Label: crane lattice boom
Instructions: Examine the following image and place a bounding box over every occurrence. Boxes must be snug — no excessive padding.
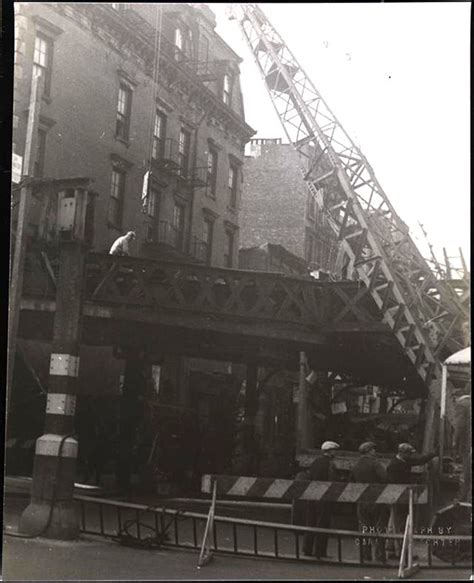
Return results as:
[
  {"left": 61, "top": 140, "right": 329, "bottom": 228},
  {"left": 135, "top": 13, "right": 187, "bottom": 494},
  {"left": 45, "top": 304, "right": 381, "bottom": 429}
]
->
[{"left": 231, "top": 4, "right": 469, "bottom": 430}]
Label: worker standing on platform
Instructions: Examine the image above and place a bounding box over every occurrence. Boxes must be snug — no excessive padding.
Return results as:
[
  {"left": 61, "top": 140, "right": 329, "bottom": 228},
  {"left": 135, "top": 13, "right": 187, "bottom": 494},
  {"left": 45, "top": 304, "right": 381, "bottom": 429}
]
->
[
  {"left": 386, "top": 442, "right": 437, "bottom": 558},
  {"left": 295, "top": 440, "right": 340, "bottom": 558},
  {"left": 109, "top": 231, "right": 136, "bottom": 256},
  {"left": 351, "top": 441, "right": 388, "bottom": 563}
]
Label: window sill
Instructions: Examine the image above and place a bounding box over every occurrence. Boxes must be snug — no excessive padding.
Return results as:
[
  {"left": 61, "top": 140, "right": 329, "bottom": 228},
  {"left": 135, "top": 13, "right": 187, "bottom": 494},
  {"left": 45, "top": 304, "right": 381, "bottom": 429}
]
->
[{"left": 115, "top": 135, "right": 131, "bottom": 148}]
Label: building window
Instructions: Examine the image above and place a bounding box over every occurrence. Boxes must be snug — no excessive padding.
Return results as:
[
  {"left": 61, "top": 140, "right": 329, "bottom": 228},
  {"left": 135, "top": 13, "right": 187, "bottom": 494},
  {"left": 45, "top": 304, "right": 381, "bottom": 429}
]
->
[
  {"left": 147, "top": 187, "right": 160, "bottom": 241},
  {"left": 173, "top": 202, "right": 185, "bottom": 250},
  {"left": 178, "top": 128, "right": 191, "bottom": 176},
  {"left": 207, "top": 149, "right": 218, "bottom": 196},
  {"left": 33, "top": 34, "right": 53, "bottom": 96},
  {"left": 152, "top": 110, "right": 166, "bottom": 159},
  {"left": 224, "top": 230, "right": 235, "bottom": 268},
  {"left": 228, "top": 164, "right": 238, "bottom": 208},
  {"left": 146, "top": 186, "right": 158, "bottom": 218},
  {"left": 203, "top": 217, "right": 214, "bottom": 265},
  {"left": 223, "top": 74, "right": 232, "bottom": 106},
  {"left": 174, "top": 27, "right": 183, "bottom": 61},
  {"left": 116, "top": 83, "right": 132, "bottom": 141},
  {"left": 109, "top": 167, "right": 126, "bottom": 227},
  {"left": 34, "top": 128, "right": 47, "bottom": 178}
]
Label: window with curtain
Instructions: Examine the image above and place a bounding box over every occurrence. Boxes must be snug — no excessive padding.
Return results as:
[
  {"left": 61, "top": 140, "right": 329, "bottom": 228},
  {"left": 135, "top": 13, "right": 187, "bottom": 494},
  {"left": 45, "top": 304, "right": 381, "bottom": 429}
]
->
[
  {"left": 109, "top": 167, "right": 126, "bottom": 227},
  {"left": 33, "top": 34, "right": 53, "bottom": 96},
  {"left": 116, "top": 83, "right": 133, "bottom": 141}
]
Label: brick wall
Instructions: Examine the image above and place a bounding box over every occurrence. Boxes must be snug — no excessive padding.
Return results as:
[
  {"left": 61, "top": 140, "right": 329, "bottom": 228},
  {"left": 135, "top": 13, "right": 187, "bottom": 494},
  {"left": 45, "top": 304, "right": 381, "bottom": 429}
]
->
[
  {"left": 240, "top": 142, "right": 338, "bottom": 271},
  {"left": 240, "top": 144, "right": 307, "bottom": 259}
]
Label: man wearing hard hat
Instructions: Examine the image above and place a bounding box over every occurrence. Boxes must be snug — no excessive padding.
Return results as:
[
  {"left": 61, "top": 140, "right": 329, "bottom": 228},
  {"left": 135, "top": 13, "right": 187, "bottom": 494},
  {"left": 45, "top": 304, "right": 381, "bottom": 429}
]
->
[
  {"left": 350, "top": 441, "right": 388, "bottom": 563},
  {"left": 295, "top": 440, "right": 340, "bottom": 558},
  {"left": 109, "top": 231, "right": 136, "bottom": 256},
  {"left": 386, "top": 442, "right": 437, "bottom": 558}
]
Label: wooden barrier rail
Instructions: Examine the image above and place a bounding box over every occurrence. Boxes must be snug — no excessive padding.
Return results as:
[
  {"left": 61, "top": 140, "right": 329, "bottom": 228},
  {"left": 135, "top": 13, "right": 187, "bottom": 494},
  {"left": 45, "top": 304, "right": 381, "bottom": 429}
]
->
[{"left": 201, "top": 475, "right": 429, "bottom": 505}]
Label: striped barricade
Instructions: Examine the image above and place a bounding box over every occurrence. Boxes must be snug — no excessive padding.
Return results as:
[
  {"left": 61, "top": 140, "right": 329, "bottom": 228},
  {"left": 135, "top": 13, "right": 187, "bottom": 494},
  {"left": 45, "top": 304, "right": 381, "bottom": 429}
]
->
[{"left": 201, "top": 474, "right": 429, "bottom": 505}]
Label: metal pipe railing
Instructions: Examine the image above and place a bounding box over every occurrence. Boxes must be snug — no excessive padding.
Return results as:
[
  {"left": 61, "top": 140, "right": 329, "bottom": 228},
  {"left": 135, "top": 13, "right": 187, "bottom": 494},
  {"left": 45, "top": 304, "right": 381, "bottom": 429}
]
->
[{"left": 75, "top": 495, "right": 471, "bottom": 569}]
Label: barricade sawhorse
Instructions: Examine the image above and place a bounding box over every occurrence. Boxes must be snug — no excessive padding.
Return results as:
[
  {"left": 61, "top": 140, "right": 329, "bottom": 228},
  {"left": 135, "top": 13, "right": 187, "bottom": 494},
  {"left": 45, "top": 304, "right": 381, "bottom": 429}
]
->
[
  {"left": 197, "top": 480, "right": 217, "bottom": 567},
  {"left": 397, "top": 487, "right": 418, "bottom": 578},
  {"left": 199, "top": 474, "right": 429, "bottom": 577}
]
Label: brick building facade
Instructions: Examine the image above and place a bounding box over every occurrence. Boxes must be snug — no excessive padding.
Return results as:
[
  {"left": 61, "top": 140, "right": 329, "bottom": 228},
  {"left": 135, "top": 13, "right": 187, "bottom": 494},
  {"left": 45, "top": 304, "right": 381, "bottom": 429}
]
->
[
  {"left": 240, "top": 138, "right": 338, "bottom": 273},
  {"left": 13, "top": 2, "right": 254, "bottom": 267}
]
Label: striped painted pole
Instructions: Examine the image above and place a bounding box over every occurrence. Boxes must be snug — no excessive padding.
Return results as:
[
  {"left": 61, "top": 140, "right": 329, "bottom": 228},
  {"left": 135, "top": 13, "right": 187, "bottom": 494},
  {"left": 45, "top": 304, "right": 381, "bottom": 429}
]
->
[{"left": 19, "top": 240, "right": 85, "bottom": 539}]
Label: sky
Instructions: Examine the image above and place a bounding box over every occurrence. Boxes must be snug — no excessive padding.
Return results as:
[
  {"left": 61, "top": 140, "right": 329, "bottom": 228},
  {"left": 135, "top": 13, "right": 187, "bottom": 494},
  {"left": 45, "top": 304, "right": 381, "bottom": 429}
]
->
[{"left": 209, "top": 2, "right": 471, "bottom": 271}]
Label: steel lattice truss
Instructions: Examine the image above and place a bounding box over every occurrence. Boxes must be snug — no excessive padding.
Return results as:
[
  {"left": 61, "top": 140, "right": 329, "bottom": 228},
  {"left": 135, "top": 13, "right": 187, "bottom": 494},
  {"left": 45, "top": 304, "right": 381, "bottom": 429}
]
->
[{"left": 231, "top": 4, "right": 469, "bottom": 423}]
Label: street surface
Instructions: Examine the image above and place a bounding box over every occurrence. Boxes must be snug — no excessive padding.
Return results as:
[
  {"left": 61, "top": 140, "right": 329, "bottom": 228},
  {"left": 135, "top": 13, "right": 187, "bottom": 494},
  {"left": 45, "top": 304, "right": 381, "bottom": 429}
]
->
[
  {"left": 2, "top": 495, "right": 471, "bottom": 581},
  {"left": 2, "top": 535, "right": 471, "bottom": 581}
]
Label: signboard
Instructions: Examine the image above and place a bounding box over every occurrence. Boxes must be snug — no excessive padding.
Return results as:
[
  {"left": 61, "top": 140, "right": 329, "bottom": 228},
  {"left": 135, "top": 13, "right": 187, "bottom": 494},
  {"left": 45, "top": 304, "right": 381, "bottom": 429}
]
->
[{"left": 12, "top": 153, "right": 23, "bottom": 184}]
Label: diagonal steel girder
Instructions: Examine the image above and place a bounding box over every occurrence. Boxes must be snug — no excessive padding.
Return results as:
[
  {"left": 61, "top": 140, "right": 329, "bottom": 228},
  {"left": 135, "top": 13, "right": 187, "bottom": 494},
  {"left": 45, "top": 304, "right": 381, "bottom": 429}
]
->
[{"left": 234, "top": 3, "right": 468, "bottom": 425}]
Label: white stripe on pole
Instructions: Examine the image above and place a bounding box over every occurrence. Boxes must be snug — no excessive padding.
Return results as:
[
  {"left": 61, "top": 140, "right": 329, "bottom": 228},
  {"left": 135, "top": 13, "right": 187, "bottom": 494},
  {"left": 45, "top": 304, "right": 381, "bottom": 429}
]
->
[
  {"left": 49, "top": 354, "right": 80, "bottom": 377},
  {"left": 439, "top": 363, "right": 448, "bottom": 470},
  {"left": 35, "top": 434, "right": 78, "bottom": 458},
  {"left": 46, "top": 393, "right": 77, "bottom": 416}
]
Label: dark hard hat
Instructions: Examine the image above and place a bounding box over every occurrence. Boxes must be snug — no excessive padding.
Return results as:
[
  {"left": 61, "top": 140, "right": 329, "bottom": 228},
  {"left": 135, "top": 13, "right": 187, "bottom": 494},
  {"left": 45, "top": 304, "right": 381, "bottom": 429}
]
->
[{"left": 358, "top": 441, "right": 376, "bottom": 454}]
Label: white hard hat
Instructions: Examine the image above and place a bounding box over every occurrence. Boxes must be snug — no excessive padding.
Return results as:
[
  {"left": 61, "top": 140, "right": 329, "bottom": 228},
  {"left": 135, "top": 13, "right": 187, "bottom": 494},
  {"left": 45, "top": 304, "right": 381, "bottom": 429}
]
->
[
  {"left": 321, "top": 440, "right": 340, "bottom": 452},
  {"left": 398, "top": 443, "right": 416, "bottom": 454}
]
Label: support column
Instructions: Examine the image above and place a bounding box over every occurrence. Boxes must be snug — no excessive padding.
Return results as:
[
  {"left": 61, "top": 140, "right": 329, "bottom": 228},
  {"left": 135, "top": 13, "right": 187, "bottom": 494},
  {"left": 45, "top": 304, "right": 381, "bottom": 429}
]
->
[
  {"left": 117, "top": 349, "right": 146, "bottom": 495},
  {"left": 244, "top": 362, "right": 259, "bottom": 474},
  {"left": 422, "top": 392, "right": 438, "bottom": 453},
  {"left": 296, "top": 351, "right": 312, "bottom": 450},
  {"left": 7, "top": 71, "right": 42, "bottom": 415},
  {"left": 19, "top": 241, "right": 85, "bottom": 539}
]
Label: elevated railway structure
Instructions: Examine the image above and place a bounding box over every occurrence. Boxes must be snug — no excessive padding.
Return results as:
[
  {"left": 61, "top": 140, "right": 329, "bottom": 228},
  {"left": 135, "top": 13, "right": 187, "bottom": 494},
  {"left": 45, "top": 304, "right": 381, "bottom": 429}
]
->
[{"left": 20, "top": 245, "right": 423, "bottom": 388}]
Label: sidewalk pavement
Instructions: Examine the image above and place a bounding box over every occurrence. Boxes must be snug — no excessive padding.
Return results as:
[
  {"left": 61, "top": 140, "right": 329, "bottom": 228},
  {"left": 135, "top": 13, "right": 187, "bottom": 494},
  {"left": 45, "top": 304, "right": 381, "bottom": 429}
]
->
[
  {"left": 3, "top": 533, "right": 472, "bottom": 581},
  {"left": 3, "top": 494, "right": 471, "bottom": 581}
]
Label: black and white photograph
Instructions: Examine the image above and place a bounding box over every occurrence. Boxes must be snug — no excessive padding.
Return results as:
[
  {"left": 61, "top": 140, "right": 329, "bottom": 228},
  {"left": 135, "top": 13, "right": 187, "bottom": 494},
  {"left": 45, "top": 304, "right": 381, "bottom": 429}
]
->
[{"left": 2, "top": 2, "right": 471, "bottom": 580}]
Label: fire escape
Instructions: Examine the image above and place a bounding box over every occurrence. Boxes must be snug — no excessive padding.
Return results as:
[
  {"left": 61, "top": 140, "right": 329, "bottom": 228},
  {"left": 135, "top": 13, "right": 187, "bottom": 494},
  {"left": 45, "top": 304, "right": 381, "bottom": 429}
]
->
[{"left": 105, "top": 4, "right": 253, "bottom": 263}]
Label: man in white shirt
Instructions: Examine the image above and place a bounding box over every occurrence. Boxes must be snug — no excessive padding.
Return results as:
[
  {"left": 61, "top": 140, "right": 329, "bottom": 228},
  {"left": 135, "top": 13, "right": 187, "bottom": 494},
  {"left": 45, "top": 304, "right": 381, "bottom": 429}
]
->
[{"left": 109, "top": 231, "right": 136, "bottom": 256}]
